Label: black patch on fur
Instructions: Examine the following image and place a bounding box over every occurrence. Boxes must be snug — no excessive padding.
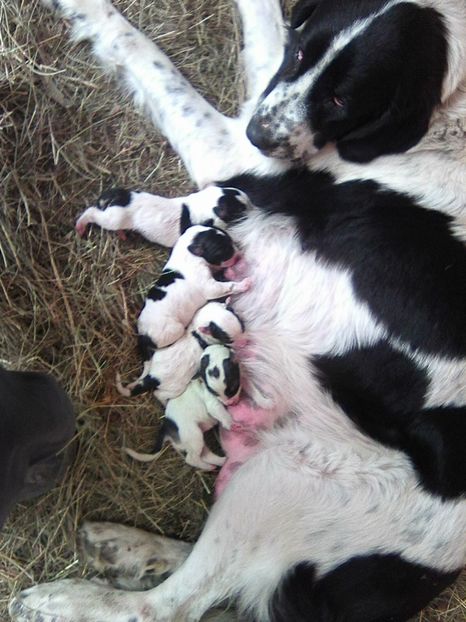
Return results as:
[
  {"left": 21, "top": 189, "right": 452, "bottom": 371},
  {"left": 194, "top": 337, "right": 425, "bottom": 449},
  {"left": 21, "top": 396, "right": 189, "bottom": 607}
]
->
[
  {"left": 208, "top": 366, "right": 220, "bottom": 379},
  {"left": 146, "top": 286, "right": 166, "bottom": 302},
  {"left": 270, "top": 554, "right": 460, "bottom": 622},
  {"left": 137, "top": 335, "right": 157, "bottom": 362},
  {"left": 199, "top": 353, "right": 210, "bottom": 385},
  {"left": 220, "top": 170, "right": 466, "bottom": 359},
  {"left": 156, "top": 269, "right": 185, "bottom": 288},
  {"left": 201, "top": 218, "right": 214, "bottom": 227},
  {"left": 97, "top": 187, "right": 132, "bottom": 209},
  {"left": 153, "top": 418, "right": 179, "bottom": 453},
  {"left": 130, "top": 375, "right": 160, "bottom": 397},
  {"left": 314, "top": 342, "right": 466, "bottom": 497},
  {"left": 213, "top": 188, "right": 248, "bottom": 223},
  {"left": 222, "top": 356, "right": 240, "bottom": 399},
  {"left": 208, "top": 321, "right": 233, "bottom": 345},
  {"left": 188, "top": 228, "right": 235, "bottom": 265},
  {"left": 192, "top": 331, "right": 209, "bottom": 350},
  {"left": 180, "top": 203, "right": 192, "bottom": 234}
]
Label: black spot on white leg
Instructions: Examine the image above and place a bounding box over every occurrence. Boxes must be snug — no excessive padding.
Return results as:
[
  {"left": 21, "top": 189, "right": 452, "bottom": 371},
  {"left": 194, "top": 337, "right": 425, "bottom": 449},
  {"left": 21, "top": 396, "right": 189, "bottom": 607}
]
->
[
  {"left": 180, "top": 204, "right": 192, "bottom": 234},
  {"left": 98, "top": 187, "right": 132, "bottom": 209}
]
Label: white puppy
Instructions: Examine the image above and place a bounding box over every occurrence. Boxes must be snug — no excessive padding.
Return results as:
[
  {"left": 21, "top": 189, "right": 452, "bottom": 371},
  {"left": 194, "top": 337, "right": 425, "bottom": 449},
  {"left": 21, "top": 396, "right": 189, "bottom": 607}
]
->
[
  {"left": 125, "top": 345, "right": 241, "bottom": 470},
  {"left": 75, "top": 185, "right": 251, "bottom": 245},
  {"left": 136, "top": 225, "right": 250, "bottom": 357},
  {"left": 117, "top": 303, "right": 244, "bottom": 404}
]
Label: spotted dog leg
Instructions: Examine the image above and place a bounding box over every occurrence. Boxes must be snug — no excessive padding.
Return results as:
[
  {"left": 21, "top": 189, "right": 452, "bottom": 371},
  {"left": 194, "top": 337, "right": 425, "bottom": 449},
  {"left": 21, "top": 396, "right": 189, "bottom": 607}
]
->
[
  {"left": 75, "top": 185, "right": 252, "bottom": 245},
  {"left": 78, "top": 521, "right": 192, "bottom": 591},
  {"left": 41, "top": 0, "right": 288, "bottom": 187}
]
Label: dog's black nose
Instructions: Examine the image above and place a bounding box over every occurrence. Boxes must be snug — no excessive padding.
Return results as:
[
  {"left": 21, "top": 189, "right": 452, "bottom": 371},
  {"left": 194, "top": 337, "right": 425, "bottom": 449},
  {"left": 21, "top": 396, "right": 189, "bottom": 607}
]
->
[{"left": 246, "top": 117, "right": 280, "bottom": 152}]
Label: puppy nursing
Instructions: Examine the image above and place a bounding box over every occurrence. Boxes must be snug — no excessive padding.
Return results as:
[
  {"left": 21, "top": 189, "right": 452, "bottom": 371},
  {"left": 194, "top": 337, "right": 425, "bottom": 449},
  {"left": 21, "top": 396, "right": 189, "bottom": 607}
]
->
[
  {"left": 136, "top": 224, "right": 250, "bottom": 354},
  {"left": 125, "top": 344, "right": 241, "bottom": 470},
  {"left": 116, "top": 302, "right": 244, "bottom": 404}
]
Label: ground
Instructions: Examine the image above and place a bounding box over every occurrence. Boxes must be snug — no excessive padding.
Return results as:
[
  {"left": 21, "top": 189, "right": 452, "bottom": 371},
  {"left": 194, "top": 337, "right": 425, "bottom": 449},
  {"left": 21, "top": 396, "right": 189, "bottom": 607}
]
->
[{"left": 0, "top": 0, "right": 464, "bottom": 620}]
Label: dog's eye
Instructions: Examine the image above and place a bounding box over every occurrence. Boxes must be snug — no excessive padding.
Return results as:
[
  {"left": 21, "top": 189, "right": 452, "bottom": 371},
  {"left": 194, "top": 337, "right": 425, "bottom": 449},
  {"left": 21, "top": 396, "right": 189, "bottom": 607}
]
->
[
  {"left": 332, "top": 95, "right": 346, "bottom": 108},
  {"left": 297, "top": 49, "right": 304, "bottom": 62}
]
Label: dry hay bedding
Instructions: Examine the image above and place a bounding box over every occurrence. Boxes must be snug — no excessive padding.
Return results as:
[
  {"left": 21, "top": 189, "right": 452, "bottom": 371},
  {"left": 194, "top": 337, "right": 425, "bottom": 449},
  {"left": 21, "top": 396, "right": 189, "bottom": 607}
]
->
[{"left": 0, "top": 0, "right": 464, "bottom": 620}]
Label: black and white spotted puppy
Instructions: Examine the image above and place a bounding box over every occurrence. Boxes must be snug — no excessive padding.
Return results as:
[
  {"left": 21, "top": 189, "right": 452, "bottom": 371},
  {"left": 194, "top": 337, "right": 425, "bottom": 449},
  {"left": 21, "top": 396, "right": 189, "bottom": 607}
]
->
[
  {"left": 117, "top": 302, "right": 244, "bottom": 404},
  {"left": 199, "top": 344, "right": 241, "bottom": 406},
  {"left": 125, "top": 344, "right": 241, "bottom": 470},
  {"left": 75, "top": 185, "right": 251, "bottom": 245},
  {"left": 136, "top": 224, "right": 251, "bottom": 358}
]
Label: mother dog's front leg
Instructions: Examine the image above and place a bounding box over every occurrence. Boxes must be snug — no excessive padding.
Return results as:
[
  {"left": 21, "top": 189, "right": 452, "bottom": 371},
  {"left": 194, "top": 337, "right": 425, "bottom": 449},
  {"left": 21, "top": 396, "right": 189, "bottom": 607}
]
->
[
  {"left": 41, "top": 0, "right": 287, "bottom": 187},
  {"left": 9, "top": 450, "right": 292, "bottom": 622}
]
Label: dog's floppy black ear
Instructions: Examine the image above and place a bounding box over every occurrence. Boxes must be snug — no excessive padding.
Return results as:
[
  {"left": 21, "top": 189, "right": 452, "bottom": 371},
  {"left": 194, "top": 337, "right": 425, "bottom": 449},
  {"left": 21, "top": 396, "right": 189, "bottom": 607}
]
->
[
  {"left": 336, "top": 106, "right": 432, "bottom": 164},
  {"left": 290, "top": 0, "right": 320, "bottom": 29},
  {"left": 336, "top": 4, "right": 447, "bottom": 163}
]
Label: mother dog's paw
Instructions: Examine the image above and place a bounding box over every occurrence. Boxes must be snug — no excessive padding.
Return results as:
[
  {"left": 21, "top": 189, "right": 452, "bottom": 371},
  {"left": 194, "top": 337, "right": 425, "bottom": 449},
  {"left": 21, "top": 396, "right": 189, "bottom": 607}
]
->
[
  {"left": 9, "top": 579, "right": 146, "bottom": 622},
  {"left": 79, "top": 521, "right": 192, "bottom": 590}
]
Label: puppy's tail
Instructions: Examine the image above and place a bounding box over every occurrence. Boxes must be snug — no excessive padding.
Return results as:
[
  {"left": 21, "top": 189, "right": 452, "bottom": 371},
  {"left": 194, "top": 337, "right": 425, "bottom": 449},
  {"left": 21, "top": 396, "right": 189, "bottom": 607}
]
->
[
  {"left": 123, "top": 419, "right": 179, "bottom": 462},
  {"left": 116, "top": 372, "right": 160, "bottom": 397}
]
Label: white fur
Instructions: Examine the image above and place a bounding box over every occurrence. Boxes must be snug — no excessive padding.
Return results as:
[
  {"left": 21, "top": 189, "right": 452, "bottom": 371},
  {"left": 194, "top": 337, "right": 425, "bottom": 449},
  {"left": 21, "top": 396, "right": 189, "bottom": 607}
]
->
[
  {"left": 11, "top": 1, "right": 466, "bottom": 621},
  {"left": 136, "top": 225, "right": 249, "bottom": 350},
  {"left": 117, "top": 302, "right": 244, "bottom": 404}
]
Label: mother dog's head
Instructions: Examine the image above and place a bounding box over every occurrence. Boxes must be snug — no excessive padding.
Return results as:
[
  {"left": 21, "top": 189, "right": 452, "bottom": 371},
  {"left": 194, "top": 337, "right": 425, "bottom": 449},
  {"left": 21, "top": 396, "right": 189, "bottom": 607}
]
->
[{"left": 247, "top": 0, "right": 465, "bottom": 163}]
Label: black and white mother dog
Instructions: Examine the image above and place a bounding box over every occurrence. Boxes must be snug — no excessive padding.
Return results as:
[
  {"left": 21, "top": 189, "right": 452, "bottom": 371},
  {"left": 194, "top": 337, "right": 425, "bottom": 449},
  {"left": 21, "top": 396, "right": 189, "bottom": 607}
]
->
[{"left": 10, "top": 0, "right": 466, "bottom": 621}]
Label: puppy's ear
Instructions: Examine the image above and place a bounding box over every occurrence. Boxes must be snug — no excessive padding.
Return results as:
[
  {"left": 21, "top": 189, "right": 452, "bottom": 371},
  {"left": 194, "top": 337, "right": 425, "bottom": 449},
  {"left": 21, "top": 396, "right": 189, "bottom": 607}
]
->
[
  {"left": 199, "top": 354, "right": 210, "bottom": 382},
  {"left": 198, "top": 325, "right": 212, "bottom": 335},
  {"left": 337, "top": 4, "right": 447, "bottom": 163},
  {"left": 290, "top": 0, "right": 320, "bottom": 29},
  {"left": 187, "top": 242, "right": 204, "bottom": 257}
]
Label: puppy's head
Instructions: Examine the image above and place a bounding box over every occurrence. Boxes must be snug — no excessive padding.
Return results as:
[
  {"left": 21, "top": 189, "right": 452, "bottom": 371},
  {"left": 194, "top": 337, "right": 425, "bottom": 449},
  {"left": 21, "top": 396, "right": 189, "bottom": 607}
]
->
[
  {"left": 200, "top": 345, "right": 241, "bottom": 405},
  {"left": 187, "top": 226, "right": 237, "bottom": 267},
  {"left": 247, "top": 0, "right": 448, "bottom": 163},
  {"left": 193, "top": 302, "right": 244, "bottom": 344}
]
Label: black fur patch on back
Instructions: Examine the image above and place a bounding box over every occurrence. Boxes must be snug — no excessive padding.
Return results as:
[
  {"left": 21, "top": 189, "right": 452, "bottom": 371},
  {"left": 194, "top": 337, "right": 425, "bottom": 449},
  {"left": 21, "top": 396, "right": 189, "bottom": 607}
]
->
[
  {"left": 146, "top": 286, "right": 166, "bottom": 302},
  {"left": 270, "top": 554, "right": 460, "bottom": 622},
  {"left": 180, "top": 203, "right": 192, "bottom": 234},
  {"left": 314, "top": 342, "right": 466, "bottom": 497},
  {"left": 137, "top": 335, "right": 157, "bottom": 361},
  {"left": 221, "top": 170, "right": 466, "bottom": 359},
  {"left": 97, "top": 187, "right": 132, "bottom": 208},
  {"left": 156, "top": 269, "right": 185, "bottom": 288}
]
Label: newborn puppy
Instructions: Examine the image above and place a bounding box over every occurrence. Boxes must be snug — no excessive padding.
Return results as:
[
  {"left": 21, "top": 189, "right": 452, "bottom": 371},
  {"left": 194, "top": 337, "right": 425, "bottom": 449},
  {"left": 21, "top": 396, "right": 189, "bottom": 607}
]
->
[
  {"left": 137, "top": 225, "right": 250, "bottom": 358},
  {"left": 125, "top": 345, "right": 241, "bottom": 470},
  {"left": 75, "top": 186, "right": 251, "bottom": 245},
  {"left": 199, "top": 344, "right": 241, "bottom": 406},
  {"left": 117, "top": 303, "right": 244, "bottom": 404}
]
